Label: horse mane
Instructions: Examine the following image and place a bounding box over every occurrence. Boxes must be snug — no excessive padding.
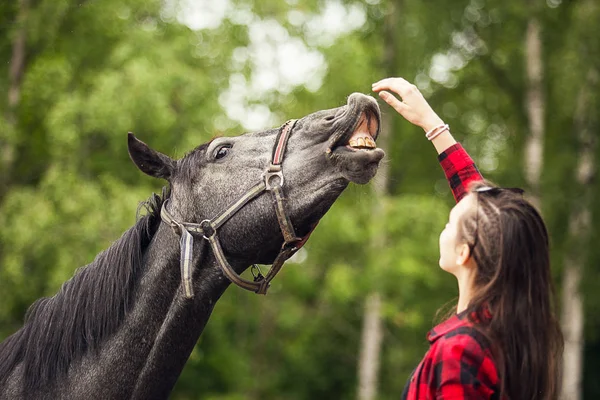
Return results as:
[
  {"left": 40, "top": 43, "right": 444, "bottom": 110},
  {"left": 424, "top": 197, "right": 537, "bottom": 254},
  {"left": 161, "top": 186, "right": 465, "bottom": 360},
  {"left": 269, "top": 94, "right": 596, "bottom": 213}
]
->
[{"left": 0, "top": 188, "right": 169, "bottom": 390}]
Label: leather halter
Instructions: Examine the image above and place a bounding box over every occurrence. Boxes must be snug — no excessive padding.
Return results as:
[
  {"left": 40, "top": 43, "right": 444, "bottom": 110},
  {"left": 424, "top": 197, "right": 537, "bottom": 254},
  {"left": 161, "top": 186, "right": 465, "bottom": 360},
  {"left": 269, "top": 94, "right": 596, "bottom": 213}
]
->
[{"left": 160, "top": 120, "right": 305, "bottom": 297}]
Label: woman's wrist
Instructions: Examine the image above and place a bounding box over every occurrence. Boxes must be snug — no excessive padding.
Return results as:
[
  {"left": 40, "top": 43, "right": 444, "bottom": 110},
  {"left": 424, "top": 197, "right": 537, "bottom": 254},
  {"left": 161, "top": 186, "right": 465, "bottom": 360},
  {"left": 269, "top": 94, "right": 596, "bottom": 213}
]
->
[
  {"left": 420, "top": 116, "right": 445, "bottom": 132},
  {"left": 431, "top": 131, "right": 457, "bottom": 155},
  {"left": 419, "top": 116, "right": 457, "bottom": 154}
]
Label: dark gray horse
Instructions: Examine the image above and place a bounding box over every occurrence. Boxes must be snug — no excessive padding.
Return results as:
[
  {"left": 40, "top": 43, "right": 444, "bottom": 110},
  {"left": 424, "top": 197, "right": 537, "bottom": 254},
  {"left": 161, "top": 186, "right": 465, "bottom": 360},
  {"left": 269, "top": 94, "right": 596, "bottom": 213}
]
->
[{"left": 0, "top": 93, "right": 384, "bottom": 399}]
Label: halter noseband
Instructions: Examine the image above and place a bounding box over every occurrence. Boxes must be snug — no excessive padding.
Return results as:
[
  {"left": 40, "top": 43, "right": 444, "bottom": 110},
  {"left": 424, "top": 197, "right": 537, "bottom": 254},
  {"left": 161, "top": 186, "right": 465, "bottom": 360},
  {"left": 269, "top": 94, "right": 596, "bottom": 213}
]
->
[{"left": 160, "top": 119, "right": 305, "bottom": 297}]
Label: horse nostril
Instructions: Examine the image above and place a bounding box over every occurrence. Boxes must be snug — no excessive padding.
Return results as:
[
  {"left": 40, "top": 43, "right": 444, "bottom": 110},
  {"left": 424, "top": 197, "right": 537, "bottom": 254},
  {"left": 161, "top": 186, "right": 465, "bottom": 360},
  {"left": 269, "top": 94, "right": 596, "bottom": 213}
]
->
[{"left": 325, "top": 115, "right": 335, "bottom": 121}]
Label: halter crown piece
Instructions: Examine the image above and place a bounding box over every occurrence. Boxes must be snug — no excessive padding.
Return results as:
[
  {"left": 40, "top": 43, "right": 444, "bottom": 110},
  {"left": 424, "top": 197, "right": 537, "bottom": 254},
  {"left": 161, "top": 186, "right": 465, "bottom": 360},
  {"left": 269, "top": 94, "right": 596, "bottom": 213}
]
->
[{"left": 160, "top": 120, "right": 304, "bottom": 298}]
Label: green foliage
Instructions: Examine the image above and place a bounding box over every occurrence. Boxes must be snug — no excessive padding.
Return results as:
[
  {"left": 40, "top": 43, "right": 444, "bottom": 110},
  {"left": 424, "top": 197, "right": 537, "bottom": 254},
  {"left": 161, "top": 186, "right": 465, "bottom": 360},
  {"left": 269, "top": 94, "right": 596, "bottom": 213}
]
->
[{"left": 1, "top": 0, "right": 599, "bottom": 398}]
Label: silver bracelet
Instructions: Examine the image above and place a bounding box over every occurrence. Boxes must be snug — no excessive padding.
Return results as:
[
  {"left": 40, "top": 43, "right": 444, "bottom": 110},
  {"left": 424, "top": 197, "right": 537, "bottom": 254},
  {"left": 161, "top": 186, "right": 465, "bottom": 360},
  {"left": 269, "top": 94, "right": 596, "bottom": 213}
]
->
[{"left": 426, "top": 124, "right": 449, "bottom": 141}]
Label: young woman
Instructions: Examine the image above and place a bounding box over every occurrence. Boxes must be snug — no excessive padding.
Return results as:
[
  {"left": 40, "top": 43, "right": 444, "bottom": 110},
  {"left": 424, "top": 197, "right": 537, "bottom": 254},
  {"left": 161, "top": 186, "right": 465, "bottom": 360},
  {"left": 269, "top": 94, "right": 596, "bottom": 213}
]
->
[{"left": 371, "top": 77, "right": 563, "bottom": 399}]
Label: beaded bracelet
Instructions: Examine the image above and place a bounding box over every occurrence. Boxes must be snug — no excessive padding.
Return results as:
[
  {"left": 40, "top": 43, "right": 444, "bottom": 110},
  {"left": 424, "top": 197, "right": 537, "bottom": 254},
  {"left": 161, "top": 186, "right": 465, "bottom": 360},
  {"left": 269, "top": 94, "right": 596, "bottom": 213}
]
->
[{"left": 425, "top": 124, "right": 449, "bottom": 141}]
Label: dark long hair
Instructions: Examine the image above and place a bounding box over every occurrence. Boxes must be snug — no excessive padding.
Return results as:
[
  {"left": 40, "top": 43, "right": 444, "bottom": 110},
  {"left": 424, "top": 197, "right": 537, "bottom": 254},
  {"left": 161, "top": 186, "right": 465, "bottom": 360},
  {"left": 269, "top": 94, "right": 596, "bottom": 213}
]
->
[
  {"left": 458, "top": 181, "right": 563, "bottom": 400},
  {"left": 0, "top": 189, "right": 167, "bottom": 391}
]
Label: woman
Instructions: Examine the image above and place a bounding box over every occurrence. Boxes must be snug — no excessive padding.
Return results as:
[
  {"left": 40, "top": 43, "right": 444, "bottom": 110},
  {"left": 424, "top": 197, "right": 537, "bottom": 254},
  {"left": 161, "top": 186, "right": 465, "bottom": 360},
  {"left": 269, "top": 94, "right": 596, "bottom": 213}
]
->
[{"left": 371, "top": 77, "right": 563, "bottom": 399}]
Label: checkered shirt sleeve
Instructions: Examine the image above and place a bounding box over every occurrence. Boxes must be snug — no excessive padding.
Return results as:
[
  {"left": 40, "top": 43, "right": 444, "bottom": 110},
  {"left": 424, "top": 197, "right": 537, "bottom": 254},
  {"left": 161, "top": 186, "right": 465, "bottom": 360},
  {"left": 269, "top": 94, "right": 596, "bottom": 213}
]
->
[{"left": 438, "top": 143, "right": 484, "bottom": 202}]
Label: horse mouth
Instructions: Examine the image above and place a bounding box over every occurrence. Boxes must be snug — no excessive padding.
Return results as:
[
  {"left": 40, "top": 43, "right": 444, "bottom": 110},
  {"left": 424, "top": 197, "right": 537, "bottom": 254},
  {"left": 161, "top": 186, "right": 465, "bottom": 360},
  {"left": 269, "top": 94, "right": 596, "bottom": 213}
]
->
[
  {"left": 327, "top": 93, "right": 385, "bottom": 184},
  {"left": 341, "top": 113, "right": 379, "bottom": 150},
  {"left": 329, "top": 93, "right": 381, "bottom": 152}
]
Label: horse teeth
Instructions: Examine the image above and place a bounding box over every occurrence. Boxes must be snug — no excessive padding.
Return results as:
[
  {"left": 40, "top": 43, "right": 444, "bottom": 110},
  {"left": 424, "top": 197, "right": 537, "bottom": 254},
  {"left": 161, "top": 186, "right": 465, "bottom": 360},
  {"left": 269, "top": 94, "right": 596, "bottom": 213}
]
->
[{"left": 348, "top": 137, "right": 376, "bottom": 149}]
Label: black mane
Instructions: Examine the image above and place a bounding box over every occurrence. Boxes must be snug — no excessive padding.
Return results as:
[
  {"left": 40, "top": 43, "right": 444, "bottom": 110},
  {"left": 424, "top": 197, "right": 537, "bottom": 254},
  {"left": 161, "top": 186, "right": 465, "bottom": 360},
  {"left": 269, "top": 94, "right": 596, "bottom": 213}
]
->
[{"left": 0, "top": 189, "right": 168, "bottom": 390}]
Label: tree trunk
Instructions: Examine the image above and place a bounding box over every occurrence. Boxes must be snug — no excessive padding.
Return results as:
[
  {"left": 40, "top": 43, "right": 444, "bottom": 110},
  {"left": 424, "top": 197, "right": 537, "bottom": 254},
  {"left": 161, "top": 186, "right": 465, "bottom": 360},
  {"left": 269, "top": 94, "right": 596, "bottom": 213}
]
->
[
  {"left": 8, "top": 0, "right": 28, "bottom": 111},
  {"left": 358, "top": 292, "right": 383, "bottom": 400},
  {"left": 559, "top": 68, "right": 598, "bottom": 400},
  {"left": 357, "top": 2, "right": 398, "bottom": 399},
  {"left": 2, "top": 0, "right": 29, "bottom": 202},
  {"left": 523, "top": 12, "right": 544, "bottom": 209},
  {"left": 357, "top": 105, "right": 389, "bottom": 400}
]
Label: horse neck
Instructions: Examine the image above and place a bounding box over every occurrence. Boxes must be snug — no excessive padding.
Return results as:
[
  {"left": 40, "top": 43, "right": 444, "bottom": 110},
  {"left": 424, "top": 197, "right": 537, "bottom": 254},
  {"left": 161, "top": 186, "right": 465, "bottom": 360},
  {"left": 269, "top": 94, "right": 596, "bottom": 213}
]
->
[
  {"left": 69, "top": 223, "right": 234, "bottom": 399},
  {"left": 129, "top": 224, "right": 234, "bottom": 399}
]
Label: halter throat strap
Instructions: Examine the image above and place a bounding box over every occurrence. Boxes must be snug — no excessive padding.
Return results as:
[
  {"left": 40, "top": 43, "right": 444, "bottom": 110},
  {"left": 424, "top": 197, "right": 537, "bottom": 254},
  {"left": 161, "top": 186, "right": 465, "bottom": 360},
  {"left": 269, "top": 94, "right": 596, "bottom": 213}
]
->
[{"left": 160, "top": 119, "right": 302, "bottom": 297}]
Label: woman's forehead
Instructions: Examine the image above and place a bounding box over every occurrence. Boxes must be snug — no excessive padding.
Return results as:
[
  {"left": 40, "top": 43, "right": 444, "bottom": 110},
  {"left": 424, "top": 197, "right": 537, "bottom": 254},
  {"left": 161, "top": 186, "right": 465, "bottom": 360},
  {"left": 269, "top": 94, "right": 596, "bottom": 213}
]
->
[{"left": 450, "top": 193, "right": 477, "bottom": 220}]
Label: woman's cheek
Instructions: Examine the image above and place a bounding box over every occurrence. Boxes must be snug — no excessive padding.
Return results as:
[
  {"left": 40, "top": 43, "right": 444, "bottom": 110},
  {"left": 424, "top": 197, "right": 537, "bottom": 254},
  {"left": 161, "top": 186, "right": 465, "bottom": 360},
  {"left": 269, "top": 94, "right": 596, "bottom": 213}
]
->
[{"left": 439, "top": 228, "right": 450, "bottom": 247}]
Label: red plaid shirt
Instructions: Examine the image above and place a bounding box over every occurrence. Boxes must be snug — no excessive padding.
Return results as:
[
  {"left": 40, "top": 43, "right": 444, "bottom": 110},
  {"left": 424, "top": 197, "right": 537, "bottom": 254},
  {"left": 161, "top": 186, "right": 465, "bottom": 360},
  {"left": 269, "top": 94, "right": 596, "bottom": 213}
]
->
[
  {"left": 402, "top": 144, "right": 500, "bottom": 399},
  {"left": 438, "top": 143, "right": 482, "bottom": 203}
]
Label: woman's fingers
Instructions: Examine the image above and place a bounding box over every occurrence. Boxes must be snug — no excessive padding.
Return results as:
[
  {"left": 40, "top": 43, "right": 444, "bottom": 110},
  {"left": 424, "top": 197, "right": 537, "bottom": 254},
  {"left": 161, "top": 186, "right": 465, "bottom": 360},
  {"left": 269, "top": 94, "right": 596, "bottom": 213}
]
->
[
  {"left": 377, "top": 91, "right": 409, "bottom": 116},
  {"left": 373, "top": 77, "right": 443, "bottom": 130},
  {"left": 372, "top": 77, "right": 415, "bottom": 98}
]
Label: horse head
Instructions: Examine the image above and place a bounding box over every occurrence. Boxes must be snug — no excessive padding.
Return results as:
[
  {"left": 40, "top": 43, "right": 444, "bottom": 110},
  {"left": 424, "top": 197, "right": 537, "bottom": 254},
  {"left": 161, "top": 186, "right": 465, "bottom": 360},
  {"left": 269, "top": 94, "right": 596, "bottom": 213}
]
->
[{"left": 127, "top": 93, "right": 384, "bottom": 292}]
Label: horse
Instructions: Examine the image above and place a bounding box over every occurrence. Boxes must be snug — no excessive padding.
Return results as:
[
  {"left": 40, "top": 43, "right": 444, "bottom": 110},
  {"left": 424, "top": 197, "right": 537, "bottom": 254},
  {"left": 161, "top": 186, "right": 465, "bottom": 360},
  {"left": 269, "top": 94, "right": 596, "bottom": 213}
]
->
[{"left": 0, "top": 93, "right": 384, "bottom": 399}]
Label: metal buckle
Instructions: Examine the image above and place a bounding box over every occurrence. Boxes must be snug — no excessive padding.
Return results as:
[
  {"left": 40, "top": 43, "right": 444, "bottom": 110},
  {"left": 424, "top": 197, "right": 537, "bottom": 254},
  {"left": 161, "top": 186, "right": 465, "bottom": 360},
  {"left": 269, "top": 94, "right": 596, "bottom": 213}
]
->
[{"left": 263, "top": 169, "right": 284, "bottom": 190}]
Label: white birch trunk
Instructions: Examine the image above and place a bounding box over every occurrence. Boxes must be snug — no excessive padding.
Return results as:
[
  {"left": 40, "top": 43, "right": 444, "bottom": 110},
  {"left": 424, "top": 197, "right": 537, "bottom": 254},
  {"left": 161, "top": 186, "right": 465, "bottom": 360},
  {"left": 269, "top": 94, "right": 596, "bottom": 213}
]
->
[
  {"left": 357, "top": 93, "right": 390, "bottom": 400},
  {"left": 524, "top": 16, "right": 544, "bottom": 210},
  {"left": 559, "top": 68, "right": 598, "bottom": 400},
  {"left": 358, "top": 292, "right": 383, "bottom": 400},
  {"left": 356, "top": 2, "right": 397, "bottom": 397}
]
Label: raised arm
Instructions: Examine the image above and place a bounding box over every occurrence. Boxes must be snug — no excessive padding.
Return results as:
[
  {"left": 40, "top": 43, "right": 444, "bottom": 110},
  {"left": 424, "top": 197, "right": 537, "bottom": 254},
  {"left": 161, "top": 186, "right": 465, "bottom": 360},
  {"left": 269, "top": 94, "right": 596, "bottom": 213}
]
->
[{"left": 372, "top": 77, "right": 483, "bottom": 202}]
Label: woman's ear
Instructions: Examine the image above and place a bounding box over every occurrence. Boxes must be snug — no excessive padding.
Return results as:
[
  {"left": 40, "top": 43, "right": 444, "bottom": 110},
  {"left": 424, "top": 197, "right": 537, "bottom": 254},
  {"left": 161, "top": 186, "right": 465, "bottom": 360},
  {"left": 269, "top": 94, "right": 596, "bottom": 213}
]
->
[
  {"left": 128, "top": 133, "right": 175, "bottom": 180},
  {"left": 456, "top": 243, "right": 473, "bottom": 267}
]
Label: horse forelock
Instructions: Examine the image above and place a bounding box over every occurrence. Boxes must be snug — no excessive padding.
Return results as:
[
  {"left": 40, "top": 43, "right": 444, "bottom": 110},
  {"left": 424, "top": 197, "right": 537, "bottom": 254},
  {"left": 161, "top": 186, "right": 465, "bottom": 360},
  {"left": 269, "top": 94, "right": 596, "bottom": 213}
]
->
[{"left": 0, "top": 187, "right": 170, "bottom": 391}]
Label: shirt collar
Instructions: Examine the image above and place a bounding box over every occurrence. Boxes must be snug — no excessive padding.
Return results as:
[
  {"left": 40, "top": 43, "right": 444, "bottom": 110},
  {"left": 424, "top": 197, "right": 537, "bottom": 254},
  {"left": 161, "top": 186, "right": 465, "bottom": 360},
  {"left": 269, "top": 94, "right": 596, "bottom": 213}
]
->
[{"left": 426, "top": 309, "right": 470, "bottom": 343}]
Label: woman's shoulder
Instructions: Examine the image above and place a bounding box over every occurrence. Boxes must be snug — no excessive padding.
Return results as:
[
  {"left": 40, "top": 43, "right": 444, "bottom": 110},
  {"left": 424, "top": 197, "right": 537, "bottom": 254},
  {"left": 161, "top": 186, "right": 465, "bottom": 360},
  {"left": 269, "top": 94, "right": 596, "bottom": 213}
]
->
[
  {"left": 432, "top": 326, "right": 495, "bottom": 372},
  {"left": 421, "top": 315, "right": 500, "bottom": 395},
  {"left": 427, "top": 313, "right": 495, "bottom": 362}
]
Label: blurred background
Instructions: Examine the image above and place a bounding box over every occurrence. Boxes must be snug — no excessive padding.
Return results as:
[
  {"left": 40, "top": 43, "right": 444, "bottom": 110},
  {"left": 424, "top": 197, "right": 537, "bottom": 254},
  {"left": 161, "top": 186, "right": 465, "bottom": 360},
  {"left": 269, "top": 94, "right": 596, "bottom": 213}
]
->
[{"left": 1, "top": 0, "right": 599, "bottom": 399}]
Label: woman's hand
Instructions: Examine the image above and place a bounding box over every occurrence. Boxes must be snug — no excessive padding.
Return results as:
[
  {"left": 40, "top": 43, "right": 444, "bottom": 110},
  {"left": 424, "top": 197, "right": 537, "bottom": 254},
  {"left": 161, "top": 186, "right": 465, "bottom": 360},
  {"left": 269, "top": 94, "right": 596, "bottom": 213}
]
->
[{"left": 372, "top": 77, "right": 444, "bottom": 132}]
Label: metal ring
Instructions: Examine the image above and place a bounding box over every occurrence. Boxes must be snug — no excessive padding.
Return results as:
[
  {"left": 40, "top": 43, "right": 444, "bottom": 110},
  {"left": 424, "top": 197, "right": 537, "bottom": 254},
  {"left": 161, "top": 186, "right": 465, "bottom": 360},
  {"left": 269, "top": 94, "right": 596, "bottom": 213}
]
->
[{"left": 199, "top": 219, "right": 215, "bottom": 240}]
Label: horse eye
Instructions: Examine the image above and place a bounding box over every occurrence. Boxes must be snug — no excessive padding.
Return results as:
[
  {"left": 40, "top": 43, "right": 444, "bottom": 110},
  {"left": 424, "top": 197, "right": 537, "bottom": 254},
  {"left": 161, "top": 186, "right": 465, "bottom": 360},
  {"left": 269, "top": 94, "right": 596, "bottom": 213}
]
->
[{"left": 215, "top": 145, "right": 232, "bottom": 160}]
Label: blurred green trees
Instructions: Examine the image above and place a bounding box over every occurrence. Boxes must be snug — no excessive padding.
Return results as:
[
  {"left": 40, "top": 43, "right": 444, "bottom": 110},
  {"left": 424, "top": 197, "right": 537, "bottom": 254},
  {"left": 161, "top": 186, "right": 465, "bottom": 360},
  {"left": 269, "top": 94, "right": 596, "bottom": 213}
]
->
[{"left": 1, "top": 0, "right": 599, "bottom": 399}]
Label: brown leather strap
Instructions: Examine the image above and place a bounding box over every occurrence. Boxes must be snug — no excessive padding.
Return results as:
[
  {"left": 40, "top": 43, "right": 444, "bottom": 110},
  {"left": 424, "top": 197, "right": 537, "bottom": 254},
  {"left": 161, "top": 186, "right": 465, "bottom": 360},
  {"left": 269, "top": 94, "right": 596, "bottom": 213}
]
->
[
  {"left": 270, "top": 183, "right": 300, "bottom": 243},
  {"left": 206, "top": 233, "right": 266, "bottom": 293},
  {"left": 261, "top": 242, "right": 298, "bottom": 284},
  {"left": 271, "top": 120, "right": 296, "bottom": 165}
]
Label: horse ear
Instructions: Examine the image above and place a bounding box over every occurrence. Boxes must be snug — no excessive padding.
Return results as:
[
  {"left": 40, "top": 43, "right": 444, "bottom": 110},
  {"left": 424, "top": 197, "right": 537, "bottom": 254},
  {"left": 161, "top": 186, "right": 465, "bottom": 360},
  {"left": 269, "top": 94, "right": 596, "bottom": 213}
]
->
[{"left": 127, "top": 133, "right": 175, "bottom": 180}]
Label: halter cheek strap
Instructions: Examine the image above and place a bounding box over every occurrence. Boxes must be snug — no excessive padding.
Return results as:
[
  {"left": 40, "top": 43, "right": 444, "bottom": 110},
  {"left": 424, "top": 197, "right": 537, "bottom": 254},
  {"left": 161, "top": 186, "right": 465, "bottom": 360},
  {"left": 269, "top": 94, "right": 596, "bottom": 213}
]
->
[{"left": 161, "top": 119, "right": 307, "bottom": 297}]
